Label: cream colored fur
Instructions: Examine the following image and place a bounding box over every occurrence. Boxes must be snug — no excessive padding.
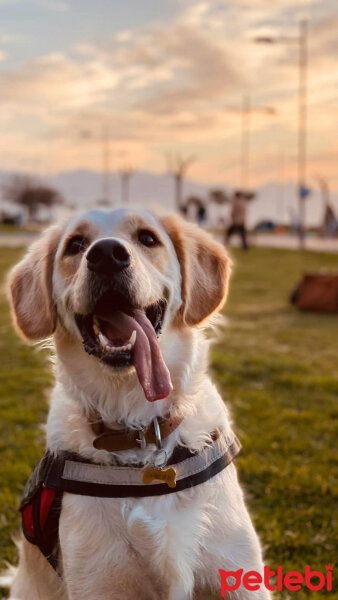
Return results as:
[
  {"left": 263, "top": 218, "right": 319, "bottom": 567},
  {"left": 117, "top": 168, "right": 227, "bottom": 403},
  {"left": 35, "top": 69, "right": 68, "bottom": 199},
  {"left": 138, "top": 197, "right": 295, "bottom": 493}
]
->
[{"left": 6, "top": 208, "right": 271, "bottom": 600}]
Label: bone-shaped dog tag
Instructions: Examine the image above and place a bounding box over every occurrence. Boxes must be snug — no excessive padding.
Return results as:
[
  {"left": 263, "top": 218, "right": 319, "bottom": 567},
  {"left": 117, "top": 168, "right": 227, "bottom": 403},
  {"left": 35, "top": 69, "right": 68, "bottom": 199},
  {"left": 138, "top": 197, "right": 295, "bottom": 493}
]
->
[{"left": 143, "top": 466, "right": 177, "bottom": 488}]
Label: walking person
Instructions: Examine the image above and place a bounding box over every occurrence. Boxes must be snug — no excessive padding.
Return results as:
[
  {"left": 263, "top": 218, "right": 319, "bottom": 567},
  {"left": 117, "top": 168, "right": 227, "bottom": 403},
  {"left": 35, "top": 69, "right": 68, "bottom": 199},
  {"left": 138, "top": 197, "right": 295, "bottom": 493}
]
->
[{"left": 225, "top": 191, "right": 249, "bottom": 250}]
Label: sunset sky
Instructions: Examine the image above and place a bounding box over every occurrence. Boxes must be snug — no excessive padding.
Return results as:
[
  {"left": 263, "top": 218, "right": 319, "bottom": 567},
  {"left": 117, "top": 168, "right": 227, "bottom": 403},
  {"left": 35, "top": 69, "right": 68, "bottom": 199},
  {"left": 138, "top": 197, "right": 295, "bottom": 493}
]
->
[{"left": 0, "top": 0, "right": 337, "bottom": 188}]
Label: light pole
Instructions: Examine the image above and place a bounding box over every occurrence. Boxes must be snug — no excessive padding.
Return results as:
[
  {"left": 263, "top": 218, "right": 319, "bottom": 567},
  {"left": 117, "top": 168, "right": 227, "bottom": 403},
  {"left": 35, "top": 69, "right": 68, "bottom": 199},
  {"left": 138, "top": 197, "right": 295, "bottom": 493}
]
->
[
  {"left": 101, "top": 124, "right": 111, "bottom": 205},
  {"left": 240, "top": 95, "right": 251, "bottom": 189},
  {"left": 254, "top": 18, "right": 309, "bottom": 248},
  {"left": 239, "top": 94, "right": 276, "bottom": 190},
  {"left": 165, "top": 152, "right": 195, "bottom": 212},
  {"left": 119, "top": 168, "right": 133, "bottom": 204},
  {"left": 80, "top": 123, "right": 112, "bottom": 205},
  {"left": 298, "top": 18, "right": 308, "bottom": 248}
]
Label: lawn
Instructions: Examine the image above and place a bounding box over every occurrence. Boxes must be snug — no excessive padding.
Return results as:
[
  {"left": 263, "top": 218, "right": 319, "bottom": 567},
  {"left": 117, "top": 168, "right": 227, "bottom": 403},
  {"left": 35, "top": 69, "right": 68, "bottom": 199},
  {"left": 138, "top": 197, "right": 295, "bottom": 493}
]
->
[
  {"left": 0, "top": 224, "right": 41, "bottom": 233},
  {"left": 0, "top": 245, "right": 337, "bottom": 599}
]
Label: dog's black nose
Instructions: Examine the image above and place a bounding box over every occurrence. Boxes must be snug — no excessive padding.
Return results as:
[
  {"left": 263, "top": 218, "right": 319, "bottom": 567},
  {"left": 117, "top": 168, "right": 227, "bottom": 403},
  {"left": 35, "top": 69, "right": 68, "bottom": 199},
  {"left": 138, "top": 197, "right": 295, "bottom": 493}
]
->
[{"left": 87, "top": 239, "right": 130, "bottom": 274}]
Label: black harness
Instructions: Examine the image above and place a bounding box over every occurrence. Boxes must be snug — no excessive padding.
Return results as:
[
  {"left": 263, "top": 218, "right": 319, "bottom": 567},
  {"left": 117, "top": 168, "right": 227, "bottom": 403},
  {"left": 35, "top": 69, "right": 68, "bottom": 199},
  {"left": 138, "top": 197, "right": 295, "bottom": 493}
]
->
[{"left": 20, "top": 435, "right": 241, "bottom": 574}]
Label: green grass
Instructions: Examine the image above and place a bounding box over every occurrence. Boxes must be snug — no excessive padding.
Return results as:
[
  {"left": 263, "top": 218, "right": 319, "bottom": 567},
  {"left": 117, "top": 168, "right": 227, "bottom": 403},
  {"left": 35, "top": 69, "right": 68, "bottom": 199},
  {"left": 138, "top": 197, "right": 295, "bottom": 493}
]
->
[
  {"left": 0, "top": 224, "right": 41, "bottom": 233},
  {"left": 0, "top": 246, "right": 337, "bottom": 598},
  {"left": 0, "top": 247, "right": 53, "bottom": 598},
  {"left": 212, "top": 248, "right": 338, "bottom": 598}
]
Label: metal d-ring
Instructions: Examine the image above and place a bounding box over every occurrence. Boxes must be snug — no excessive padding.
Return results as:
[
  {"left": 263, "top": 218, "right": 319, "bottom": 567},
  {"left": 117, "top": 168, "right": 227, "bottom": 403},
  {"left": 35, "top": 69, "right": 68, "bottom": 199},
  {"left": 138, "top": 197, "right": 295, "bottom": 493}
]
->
[{"left": 153, "top": 416, "right": 162, "bottom": 450}]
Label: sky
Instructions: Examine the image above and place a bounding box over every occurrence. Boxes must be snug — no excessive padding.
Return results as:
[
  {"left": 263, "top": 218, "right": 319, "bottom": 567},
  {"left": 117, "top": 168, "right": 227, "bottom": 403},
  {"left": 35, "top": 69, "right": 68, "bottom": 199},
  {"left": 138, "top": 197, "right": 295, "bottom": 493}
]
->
[{"left": 0, "top": 0, "right": 337, "bottom": 189}]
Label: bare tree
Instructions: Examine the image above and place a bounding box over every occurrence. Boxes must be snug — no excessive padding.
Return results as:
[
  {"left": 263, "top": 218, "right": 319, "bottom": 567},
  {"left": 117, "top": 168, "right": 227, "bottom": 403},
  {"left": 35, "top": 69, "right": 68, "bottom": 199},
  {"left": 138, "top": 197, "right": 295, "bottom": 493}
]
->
[
  {"left": 209, "top": 189, "right": 230, "bottom": 205},
  {"left": 165, "top": 152, "right": 195, "bottom": 213},
  {"left": 119, "top": 168, "right": 133, "bottom": 204},
  {"left": 315, "top": 175, "right": 330, "bottom": 210},
  {"left": 3, "top": 175, "right": 63, "bottom": 221}
]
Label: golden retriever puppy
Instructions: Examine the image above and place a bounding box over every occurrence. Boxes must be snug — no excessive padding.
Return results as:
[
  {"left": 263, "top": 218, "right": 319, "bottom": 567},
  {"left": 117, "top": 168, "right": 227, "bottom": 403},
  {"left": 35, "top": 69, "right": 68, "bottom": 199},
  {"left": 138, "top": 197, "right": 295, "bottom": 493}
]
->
[{"left": 6, "top": 208, "right": 270, "bottom": 600}]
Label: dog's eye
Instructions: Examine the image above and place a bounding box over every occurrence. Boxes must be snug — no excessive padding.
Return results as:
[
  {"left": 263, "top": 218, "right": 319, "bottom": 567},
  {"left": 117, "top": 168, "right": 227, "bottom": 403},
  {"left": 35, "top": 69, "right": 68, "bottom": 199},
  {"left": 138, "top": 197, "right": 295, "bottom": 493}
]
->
[
  {"left": 65, "top": 235, "right": 88, "bottom": 256},
  {"left": 138, "top": 229, "right": 160, "bottom": 247}
]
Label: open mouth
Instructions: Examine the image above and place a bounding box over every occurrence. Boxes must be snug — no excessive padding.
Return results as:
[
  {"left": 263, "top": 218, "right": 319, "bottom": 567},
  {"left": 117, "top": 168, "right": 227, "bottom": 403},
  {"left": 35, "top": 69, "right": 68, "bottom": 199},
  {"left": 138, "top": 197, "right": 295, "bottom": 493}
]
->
[{"left": 75, "top": 290, "right": 172, "bottom": 402}]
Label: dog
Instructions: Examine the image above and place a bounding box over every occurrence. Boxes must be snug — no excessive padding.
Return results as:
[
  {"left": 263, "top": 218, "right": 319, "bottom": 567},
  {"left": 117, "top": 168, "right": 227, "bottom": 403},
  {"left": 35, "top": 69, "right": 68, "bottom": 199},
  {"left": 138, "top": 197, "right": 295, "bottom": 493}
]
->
[{"left": 7, "top": 208, "right": 271, "bottom": 600}]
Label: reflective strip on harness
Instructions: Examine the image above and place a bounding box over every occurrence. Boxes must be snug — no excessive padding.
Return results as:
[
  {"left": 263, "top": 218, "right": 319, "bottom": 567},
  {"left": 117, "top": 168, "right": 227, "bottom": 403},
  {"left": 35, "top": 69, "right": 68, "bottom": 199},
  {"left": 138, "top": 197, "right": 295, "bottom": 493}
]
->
[{"left": 62, "top": 433, "right": 236, "bottom": 487}]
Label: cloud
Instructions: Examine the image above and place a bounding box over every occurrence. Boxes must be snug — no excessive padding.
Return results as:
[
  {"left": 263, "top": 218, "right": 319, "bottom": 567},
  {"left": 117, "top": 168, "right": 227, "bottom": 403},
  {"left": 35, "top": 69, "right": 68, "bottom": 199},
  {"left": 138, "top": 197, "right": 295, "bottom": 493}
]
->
[
  {"left": 0, "top": 0, "right": 70, "bottom": 9},
  {"left": 115, "top": 24, "right": 245, "bottom": 114},
  {"left": 36, "top": 0, "right": 70, "bottom": 11},
  {"left": 229, "top": 0, "right": 314, "bottom": 6},
  {"left": 0, "top": 33, "right": 25, "bottom": 44},
  {"left": 0, "top": 51, "right": 120, "bottom": 109},
  {"left": 0, "top": 2, "right": 247, "bottom": 121},
  {"left": 0, "top": 0, "right": 337, "bottom": 186}
]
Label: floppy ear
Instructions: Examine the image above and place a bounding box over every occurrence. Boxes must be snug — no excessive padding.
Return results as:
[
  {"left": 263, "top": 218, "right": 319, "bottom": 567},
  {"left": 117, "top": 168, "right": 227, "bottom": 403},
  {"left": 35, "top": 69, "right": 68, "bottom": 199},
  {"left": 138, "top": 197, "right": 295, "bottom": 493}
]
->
[
  {"left": 160, "top": 215, "right": 231, "bottom": 326},
  {"left": 8, "top": 225, "right": 61, "bottom": 342}
]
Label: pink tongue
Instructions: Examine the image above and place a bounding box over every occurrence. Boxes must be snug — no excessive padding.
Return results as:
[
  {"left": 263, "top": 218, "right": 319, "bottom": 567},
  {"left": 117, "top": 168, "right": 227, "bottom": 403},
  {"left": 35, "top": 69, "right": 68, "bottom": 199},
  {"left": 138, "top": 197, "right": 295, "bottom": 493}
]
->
[{"left": 100, "top": 310, "right": 172, "bottom": 402}]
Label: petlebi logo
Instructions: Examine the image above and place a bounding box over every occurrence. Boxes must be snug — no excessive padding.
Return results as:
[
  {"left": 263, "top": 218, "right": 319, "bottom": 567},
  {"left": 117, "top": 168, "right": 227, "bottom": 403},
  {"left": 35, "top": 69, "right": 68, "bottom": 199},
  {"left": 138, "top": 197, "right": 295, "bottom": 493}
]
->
[{"left": 219, "top": 564, "right": 333, "bottom": 596}]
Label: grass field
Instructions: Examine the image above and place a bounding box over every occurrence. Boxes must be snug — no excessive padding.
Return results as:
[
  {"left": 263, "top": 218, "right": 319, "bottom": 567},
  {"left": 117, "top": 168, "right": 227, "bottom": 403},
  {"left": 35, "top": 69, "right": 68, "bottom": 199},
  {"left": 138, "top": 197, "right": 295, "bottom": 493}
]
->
[{"left": 0, "top": 245, "right": 337, "bottom": 598}]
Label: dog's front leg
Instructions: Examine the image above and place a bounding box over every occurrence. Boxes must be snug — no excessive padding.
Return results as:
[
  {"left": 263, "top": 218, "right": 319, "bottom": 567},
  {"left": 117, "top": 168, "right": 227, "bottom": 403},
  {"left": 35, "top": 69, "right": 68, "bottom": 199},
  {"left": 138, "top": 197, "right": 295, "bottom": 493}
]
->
[
  {"left": 59, "top": 495, "right": 167, "bottom": 600},
  {"left": 9, "top": 537, "right": 67, "bottom": 600},
  {"left": 168, "top": 583, "right": 193, "bottom": 600}
]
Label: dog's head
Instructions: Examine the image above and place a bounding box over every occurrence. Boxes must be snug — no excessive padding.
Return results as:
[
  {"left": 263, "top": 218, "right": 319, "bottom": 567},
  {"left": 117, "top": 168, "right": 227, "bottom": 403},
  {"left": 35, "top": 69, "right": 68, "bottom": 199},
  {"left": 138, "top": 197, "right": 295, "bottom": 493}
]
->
[{"left": 8, "top": 208, "right": 231, "bottom": 402}]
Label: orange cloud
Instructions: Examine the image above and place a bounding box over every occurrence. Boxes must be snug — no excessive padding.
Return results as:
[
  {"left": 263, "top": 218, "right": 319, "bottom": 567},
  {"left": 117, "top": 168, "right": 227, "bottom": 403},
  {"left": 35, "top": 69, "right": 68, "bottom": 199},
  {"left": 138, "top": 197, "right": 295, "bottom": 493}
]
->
[{"left": 0, "top": 0, "right": 337, "bottom": 189}]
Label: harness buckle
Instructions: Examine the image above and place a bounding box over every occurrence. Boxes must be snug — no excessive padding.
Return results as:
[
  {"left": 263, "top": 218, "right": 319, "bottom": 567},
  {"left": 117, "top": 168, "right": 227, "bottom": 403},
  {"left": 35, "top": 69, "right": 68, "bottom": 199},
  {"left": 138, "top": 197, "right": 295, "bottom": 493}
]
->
[{"left": 135, "top": 428, "right": 147, "bottom": 450}]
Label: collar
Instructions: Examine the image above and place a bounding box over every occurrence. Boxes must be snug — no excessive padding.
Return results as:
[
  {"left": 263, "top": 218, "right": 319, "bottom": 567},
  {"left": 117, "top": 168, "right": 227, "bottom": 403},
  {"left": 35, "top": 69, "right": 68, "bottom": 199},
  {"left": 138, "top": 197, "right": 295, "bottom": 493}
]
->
[{"left": 90, "top": 413, "right": 184, "bottom": 452}]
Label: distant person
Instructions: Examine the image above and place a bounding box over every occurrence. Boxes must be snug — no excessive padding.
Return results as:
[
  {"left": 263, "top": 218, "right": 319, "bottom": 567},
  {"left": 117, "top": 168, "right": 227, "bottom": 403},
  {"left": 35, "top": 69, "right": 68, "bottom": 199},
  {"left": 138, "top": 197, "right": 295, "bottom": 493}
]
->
[
  {"left": 225, "top": 192, "right": 248, "bottom": 250},
  {"left": 322, "top": 204, "right": 338, "bottom": 237},
  {"left": 197, "top": 204, "right": 206, "bottom": 226},
  {"left": 288, "top": 207, "right": 301, "bottom": 235}
]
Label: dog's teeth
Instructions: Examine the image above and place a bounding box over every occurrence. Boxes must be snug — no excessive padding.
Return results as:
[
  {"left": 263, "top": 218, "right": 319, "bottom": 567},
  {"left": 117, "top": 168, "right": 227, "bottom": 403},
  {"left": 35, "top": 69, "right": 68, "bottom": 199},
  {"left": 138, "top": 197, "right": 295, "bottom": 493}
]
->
[
  {"left": 129, "top": 330, "right": 137, "bottom": 346},
  {"left": 103, "top": 342, "right": 132, "bottom": 354},
  {"left": 98, "top": 333, "right": 109, "bottom": 347}
]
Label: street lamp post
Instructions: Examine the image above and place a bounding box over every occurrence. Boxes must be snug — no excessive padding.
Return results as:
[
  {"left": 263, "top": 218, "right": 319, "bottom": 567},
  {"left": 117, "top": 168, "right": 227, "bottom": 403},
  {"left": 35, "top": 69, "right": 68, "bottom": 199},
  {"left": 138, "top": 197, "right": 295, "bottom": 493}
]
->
[
  {"left": 239, "top": 95, "right": 276, "bottom": 190},
  {"left": 240, "top": 95, "right": 251, "bottom": 189},
  {"left": 101, "top": 124, "right": 111, "bottom": 205},
  {"left": 298, "top": 18, "right": 308, "bottom": 248},
  {"left": 80, "top": 124, "right": 112, "bottom": 205},
  {"left": 119, "top": 168, "right": 133, "bottom": 204},
  {"left": 254, "top": 18, "right": 309, "bottom": 249}
]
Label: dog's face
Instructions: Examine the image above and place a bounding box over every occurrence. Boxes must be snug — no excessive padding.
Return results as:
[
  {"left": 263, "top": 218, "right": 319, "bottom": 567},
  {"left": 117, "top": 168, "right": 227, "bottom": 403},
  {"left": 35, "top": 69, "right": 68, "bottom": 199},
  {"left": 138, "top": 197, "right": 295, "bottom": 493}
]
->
[{"left": 8, "top": 208, "right": 231, "bottom": 402}]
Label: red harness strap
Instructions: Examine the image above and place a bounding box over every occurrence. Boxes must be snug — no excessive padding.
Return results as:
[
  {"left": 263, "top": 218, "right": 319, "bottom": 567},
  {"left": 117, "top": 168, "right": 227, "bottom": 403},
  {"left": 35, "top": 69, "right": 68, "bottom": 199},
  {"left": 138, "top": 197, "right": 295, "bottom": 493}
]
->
[
  {"left": 22, "top": 502, "right": 34, "bottom": 538},
  {"left": 21, "top": 485, "right": 61, "bottom": 572},
  {"left": 22, "top": 487, "right": 57, "bottom": 538}
]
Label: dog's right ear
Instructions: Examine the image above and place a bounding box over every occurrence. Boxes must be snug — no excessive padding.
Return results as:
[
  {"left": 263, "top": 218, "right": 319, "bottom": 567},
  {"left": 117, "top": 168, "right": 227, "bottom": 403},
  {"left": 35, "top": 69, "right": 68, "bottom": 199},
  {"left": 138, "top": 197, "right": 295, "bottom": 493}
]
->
[{"left": 7, "top": 225, "right": 61, "bottom": 342}]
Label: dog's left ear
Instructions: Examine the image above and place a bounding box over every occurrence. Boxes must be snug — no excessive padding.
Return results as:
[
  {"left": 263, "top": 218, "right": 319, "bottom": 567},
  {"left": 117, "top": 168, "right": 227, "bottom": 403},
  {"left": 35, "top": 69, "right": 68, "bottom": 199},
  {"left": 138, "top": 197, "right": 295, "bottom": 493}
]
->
[
  {"left": 160, "top": 215, "right": 231, "bottom": 326},
  {"left": 8, "top": 225, "right": 61, "bottom": 342}
]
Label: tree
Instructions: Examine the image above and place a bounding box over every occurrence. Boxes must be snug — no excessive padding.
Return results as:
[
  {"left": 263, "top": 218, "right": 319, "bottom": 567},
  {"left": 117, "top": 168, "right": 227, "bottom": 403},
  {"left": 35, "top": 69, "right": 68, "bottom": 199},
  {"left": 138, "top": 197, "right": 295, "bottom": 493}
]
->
[
  {"left": 209, "top": 189, "right": 230, "bottom": 205},
  {"left": 3, "top": 175, "right": 63, "bottom": 221},
  {"left": 165, "top": 152, "right": 195, "bottom": 213},
  {"left": 118, "top": 168, "right": 133, "bottom": 204}
]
